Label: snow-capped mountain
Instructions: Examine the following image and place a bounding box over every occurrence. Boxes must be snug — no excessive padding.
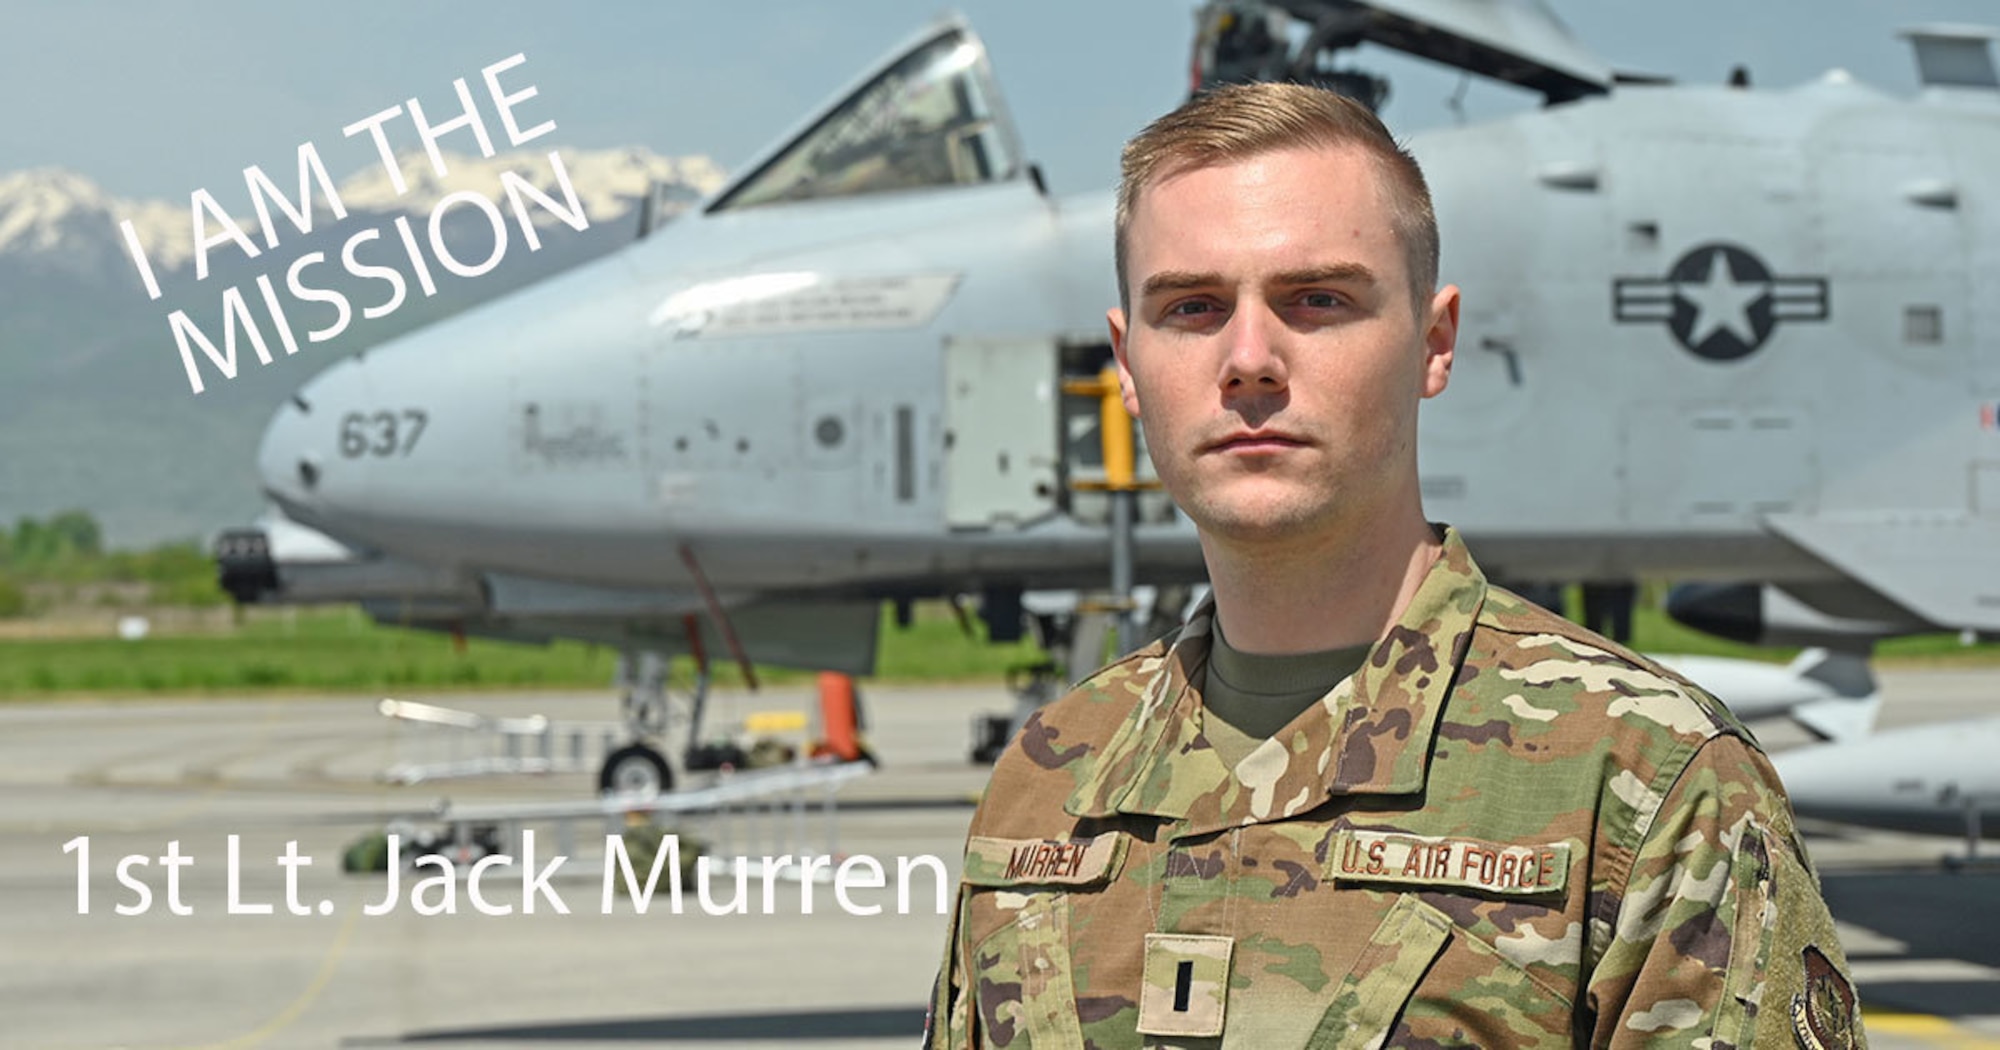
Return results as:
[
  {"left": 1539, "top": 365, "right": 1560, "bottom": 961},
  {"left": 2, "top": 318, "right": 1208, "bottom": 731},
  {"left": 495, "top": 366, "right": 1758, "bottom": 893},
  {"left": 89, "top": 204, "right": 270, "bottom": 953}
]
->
[
  {"left": 0, "top": 145, "right": 725, "bottom": 546},
  {"left": 0, "top": 146, "right": 725, "bottom": 281},
  {"left": 336, "top": 146, "right": 726, "bottom": 225},
  {"left": 0, "top": 168, "right": 186, "bottom": 285}
]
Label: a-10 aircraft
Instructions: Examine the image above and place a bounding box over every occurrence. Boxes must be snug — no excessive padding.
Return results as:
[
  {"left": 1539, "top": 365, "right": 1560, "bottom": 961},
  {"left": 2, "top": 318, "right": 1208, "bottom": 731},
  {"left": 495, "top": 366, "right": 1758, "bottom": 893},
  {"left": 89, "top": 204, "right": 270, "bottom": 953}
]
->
[{"left": 215, "top": 0, "right": 2000, "bottom": 845}]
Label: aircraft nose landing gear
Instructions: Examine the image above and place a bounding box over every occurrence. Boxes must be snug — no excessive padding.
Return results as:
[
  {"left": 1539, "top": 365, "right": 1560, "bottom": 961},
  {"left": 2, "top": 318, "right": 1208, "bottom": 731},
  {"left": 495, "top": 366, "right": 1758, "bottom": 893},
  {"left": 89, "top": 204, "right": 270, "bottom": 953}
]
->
[{"left": 601, "top": 651, "right": 679, "bottom": 797}]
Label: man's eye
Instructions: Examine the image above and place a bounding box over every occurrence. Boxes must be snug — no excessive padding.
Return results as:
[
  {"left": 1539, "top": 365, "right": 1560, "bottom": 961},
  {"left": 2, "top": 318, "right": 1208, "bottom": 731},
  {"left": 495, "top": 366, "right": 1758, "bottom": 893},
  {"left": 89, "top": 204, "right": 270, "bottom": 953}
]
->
[
  {"left": 1168, "top": 299, "right": 1217, "bottom": 317},
  {"left": 1298, "top": 291, "right": 1343, "bottom": 309}
]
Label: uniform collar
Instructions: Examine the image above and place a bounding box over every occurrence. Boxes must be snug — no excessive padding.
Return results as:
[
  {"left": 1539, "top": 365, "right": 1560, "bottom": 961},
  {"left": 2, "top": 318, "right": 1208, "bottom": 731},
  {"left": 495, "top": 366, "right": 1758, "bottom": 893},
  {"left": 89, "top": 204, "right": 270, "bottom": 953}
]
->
[{"left": 1064, "top": 525, "right": 1487, "bottom": 834}]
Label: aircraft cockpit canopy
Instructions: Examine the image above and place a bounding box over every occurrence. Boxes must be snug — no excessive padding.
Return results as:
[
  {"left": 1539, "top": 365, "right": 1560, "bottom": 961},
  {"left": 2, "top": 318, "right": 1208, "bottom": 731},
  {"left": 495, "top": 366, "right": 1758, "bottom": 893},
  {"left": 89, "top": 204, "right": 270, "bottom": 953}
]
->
[
  {"left": 713, "top": 28, "right": 1023, "bottom": 212},
  {"left": 1188, "top": 0, "right": 1612, "bottom": 106}
]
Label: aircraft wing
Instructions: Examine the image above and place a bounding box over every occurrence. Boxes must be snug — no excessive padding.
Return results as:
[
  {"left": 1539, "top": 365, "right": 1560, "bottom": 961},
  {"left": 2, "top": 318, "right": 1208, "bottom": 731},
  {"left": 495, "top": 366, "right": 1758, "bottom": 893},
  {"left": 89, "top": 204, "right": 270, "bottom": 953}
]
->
[
  {"left": 1764, "top": 512, "right": 2000, "bottom": 633},
  {"left": 437, "top": 601, "right": 882, "bottom": 677},
  {"left": 221, "top": 510, "right": 882, "bottom": 675},
  {"left": 1326, "top": 0, "right": 1613, "bottom": 100}
]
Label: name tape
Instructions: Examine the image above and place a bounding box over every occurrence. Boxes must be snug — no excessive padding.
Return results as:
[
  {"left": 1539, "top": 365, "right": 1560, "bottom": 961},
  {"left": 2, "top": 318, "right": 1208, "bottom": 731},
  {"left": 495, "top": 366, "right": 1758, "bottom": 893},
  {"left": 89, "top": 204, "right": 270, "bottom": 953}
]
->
[
  {"left": 962, "top": 833, "right": 1125, "bottom": 887},
  {"left": 1328, "top": 829, "right": 1570, "bottom": 896}
]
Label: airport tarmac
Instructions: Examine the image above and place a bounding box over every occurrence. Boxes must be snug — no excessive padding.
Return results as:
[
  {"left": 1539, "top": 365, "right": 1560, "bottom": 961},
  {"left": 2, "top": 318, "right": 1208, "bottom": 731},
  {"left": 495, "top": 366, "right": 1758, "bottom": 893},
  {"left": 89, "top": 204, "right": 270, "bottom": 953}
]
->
[{"left": 0, "top": 668, "right": 1994, "bottom": 1049}]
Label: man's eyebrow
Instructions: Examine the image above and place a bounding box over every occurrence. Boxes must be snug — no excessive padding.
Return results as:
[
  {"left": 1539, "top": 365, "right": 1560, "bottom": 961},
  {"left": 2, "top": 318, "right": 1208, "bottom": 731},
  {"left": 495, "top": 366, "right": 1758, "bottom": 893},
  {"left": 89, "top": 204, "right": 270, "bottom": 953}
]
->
[
  {"left": 1273, "top": 263, "right": 1377, "bottom": 287},
  {"left": 1136, "top": 264, "right": 1379, "bottom": 299},
  {"left": 1137, "top": 270, "right": 1221, "bottom": 298}
]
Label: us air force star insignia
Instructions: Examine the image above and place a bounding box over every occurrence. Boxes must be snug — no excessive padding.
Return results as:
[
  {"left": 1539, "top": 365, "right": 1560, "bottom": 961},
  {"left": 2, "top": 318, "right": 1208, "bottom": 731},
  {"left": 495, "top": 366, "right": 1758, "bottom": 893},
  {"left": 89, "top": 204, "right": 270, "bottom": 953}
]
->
[
  {"left": 1612, "top": 242, "right": 1829, "bottom": 361},
  {"left": 1790, "top": 945, "right": 1858, "bottom": 1049}
]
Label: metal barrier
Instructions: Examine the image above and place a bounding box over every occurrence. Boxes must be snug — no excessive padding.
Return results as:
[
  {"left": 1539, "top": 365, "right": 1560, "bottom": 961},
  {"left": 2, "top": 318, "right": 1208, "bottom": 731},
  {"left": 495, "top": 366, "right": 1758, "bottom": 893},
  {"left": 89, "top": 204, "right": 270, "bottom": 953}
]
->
[
  {"left": 402, "top": 759, "right": 875, "bottom": 881},
  {"left": 377, "top": 698, "right": 621, "bottom": 784}
]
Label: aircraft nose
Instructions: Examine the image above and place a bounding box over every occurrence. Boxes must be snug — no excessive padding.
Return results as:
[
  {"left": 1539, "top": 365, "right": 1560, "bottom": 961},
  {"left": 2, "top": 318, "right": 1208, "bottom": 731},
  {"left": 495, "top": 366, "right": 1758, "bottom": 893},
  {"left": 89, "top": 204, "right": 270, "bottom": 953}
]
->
[
  {"left": 257, "top": 359, "right": 359, "bottom": 516},
  {"left": 257, "top": 395, "right": 321, "bottom": 514}
]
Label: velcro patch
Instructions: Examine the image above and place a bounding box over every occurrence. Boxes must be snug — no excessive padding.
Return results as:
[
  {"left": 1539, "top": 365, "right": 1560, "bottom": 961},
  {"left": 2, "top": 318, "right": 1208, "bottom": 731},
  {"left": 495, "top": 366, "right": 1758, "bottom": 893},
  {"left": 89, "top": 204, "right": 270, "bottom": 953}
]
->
[
  {"left": 1138, "top": 933, "right": 1232, "bottom": 1037},
  {"left": 1791, "top": 945, "right": 1859, "bottom": 1049},
  {"left": 961, "top": 833, "right": 1126, "bottom": 887},
  {"left": 1327, "top": 829, "right": 1570, "bottom": 896}
]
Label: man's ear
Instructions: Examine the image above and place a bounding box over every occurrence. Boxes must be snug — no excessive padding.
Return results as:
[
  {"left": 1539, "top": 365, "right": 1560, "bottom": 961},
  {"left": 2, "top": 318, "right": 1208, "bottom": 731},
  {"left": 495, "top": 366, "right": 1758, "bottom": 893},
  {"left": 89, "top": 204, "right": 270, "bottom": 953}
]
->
[
  {"left": 1108, "top": 306, "right": 1140, "bottom": 418},
  {"left": 1420, "top": 285, "right": 1460, "bottom": 399}
]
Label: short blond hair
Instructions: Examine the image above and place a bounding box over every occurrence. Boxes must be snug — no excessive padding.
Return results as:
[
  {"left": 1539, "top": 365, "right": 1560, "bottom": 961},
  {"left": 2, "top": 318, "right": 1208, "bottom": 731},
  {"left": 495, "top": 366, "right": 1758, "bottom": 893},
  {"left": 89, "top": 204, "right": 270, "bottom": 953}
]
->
[{"left": 1114, "top": 82, "right": 1438, "bottom": 310}]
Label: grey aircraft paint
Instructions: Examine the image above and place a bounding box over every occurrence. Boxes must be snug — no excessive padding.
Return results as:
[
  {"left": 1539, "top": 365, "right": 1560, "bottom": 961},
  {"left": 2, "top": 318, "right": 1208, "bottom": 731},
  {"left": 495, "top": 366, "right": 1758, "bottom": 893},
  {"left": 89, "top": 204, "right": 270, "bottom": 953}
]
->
[{"left": 216, "top": 4, "right": 2000, "bottom": 829}]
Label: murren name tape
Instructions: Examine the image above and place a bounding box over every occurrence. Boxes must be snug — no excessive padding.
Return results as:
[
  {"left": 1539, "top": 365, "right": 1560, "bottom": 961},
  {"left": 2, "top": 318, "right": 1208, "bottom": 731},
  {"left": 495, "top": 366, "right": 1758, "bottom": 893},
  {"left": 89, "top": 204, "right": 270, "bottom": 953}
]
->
[{"left": 961, "top": 833, "right": 1126, "bottom": 887}]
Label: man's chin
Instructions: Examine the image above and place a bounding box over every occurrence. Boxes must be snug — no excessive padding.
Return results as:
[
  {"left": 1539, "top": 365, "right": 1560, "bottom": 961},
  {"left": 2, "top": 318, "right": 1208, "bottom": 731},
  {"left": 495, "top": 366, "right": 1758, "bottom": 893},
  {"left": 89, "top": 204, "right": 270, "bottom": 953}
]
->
[{"left": 1187, "top": 501, "right": 1338, "bottom": 547}]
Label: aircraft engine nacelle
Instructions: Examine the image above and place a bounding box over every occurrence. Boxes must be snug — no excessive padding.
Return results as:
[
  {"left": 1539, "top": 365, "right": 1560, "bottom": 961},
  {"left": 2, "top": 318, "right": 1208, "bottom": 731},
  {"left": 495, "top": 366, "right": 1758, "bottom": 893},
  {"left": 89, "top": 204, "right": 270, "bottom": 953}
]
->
[
  {"left": 1776, "top": 718, "right": 2000, "bottom": 841},
  {"left": 214, "top": 516, "right": 484, "bottom": 610},
  {"left": 1665, "top": 581, "right": 1934, "bottom": 649},
  {"left": 214, "top": 528, "right": 280, "bottom": 605}
]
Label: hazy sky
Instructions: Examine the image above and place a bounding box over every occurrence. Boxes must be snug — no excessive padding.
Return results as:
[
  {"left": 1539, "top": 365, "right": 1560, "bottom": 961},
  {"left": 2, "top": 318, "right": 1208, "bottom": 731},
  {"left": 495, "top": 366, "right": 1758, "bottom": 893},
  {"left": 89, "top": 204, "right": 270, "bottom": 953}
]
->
[{"left": 4, "top": 0, "right": 1995, "bottom": 203}]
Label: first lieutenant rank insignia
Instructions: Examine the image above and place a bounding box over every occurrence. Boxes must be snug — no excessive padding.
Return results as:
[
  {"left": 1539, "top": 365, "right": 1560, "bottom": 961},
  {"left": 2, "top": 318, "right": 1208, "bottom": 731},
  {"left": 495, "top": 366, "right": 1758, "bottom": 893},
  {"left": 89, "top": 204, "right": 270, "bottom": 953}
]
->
[{"left": 1138, "top": 934, "right": 1233, "bottom": 1038}]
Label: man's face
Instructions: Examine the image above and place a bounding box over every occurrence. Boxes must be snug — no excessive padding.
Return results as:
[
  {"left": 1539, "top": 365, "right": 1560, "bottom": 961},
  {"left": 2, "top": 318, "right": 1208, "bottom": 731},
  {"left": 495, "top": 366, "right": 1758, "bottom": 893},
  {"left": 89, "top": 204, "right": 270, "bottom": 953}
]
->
[{"left": 1109, "top": 144, "right": 1458, "bottom": 548}]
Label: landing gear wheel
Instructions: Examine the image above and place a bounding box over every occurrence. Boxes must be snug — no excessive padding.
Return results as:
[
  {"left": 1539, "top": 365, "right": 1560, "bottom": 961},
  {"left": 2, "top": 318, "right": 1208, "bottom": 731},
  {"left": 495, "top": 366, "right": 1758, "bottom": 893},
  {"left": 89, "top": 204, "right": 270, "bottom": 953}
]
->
[{"left": 599, "top": 743, "right": 673, "bottom": 798}]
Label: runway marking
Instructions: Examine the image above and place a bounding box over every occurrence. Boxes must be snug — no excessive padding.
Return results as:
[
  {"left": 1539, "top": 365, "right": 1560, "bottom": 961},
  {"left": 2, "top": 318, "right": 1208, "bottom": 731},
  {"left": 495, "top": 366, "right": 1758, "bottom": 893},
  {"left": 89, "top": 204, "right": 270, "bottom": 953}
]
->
[
  {"left": 1865, "top": 1010, "right": 2000, "bottom": 1049},
  {"left": 66, "top": 701, "right": 300, "bottom": 831},
  {"left": 1852, "top": 958, "right": 2000, "bottom": 982},
  {"left": 1840, "top": 916, "right": 2000, "bottom": 1046},
  {"left": 51, "top": 700, "right": 398, "bottom": 1048},
  {"left": 1838, "top": 920, "right": 1912, "bottom": 955},
  {"left": 170, "top": 889, "right": 363, "bottom": 1050}
]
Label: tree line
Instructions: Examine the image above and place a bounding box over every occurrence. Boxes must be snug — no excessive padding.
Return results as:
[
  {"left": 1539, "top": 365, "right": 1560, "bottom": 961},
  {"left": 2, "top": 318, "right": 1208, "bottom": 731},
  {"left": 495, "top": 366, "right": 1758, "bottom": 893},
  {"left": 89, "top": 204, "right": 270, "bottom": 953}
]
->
[{"left": 0, "top": 511, "right": 225, "bottom": 616}]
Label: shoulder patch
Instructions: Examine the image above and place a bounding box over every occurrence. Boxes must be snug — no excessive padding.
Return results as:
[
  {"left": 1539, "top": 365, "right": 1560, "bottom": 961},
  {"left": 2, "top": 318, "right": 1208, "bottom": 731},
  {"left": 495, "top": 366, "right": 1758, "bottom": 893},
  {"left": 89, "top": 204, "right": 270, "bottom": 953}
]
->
[{"left": 1790, "top": 945, "right": 1860, "bottom": 1049}]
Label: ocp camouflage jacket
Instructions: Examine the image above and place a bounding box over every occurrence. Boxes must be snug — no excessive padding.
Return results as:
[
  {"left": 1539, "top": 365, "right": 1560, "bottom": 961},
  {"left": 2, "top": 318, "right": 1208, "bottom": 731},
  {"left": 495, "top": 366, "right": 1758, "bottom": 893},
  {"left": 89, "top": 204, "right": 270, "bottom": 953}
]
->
[{"left": 928, "top": 528, "right": 1863, "bottom": 1048}]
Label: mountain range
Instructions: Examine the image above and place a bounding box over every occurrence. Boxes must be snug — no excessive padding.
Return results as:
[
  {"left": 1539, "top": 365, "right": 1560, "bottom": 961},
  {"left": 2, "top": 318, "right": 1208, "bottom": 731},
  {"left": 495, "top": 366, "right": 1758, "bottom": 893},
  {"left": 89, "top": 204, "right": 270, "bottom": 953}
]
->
[{"left": 0, "top": 147, "right": 724, "bottom": 546}]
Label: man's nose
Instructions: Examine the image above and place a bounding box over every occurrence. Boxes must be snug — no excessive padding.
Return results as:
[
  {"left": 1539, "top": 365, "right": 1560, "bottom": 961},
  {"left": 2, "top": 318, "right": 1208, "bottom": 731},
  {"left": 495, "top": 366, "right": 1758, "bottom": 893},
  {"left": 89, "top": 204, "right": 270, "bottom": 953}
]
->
[{"left": 1219, "top": 302, "right": 1288, "bottom": 392}]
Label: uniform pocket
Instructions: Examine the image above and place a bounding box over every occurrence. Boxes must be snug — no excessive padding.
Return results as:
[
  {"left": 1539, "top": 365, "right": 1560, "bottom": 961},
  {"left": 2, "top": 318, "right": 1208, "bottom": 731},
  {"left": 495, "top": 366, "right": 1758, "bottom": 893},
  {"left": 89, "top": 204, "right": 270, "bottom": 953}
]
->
[
  {"left": 1309, "top": 894, "right": 1452, "bottom": 1049},
  {"left": 965, "top": 889, "right": 1083, "bottom": 1048},
  {"left": 959, "top": 833, "right": 1127, "bottom": 1048},
  {"left": 1310, "top": 893, "right": 1577, "bottom": 1049}
]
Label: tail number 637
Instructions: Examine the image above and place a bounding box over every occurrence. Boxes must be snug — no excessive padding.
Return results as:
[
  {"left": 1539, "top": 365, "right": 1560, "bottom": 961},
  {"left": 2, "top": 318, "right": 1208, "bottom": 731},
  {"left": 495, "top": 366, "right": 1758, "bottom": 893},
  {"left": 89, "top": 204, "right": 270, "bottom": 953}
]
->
[{"left": 339, "top": 410, "right": 428, "bottom": 458}]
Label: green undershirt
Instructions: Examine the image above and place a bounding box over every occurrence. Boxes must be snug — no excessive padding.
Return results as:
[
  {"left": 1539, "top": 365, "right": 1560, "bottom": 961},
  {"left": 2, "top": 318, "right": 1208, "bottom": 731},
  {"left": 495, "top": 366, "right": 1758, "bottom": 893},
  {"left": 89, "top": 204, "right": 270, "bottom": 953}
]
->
[{"left": 1199, "top": 621, "right": 1372, "bottom": 771}]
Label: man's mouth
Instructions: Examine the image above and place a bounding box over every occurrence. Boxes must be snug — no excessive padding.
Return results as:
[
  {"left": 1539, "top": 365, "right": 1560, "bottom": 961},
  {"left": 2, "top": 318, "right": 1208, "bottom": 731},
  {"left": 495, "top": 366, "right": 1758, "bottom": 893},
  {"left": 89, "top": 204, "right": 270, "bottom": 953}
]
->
[{"left": 1206, "top": 430, "right": 1309, "bottom": 453}]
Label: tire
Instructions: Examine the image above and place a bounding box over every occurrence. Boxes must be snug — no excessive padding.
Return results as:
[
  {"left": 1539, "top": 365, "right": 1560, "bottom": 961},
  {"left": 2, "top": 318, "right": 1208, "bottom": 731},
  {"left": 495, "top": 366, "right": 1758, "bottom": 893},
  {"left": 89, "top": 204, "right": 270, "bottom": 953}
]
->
[{"left": 599, "top": 743, "right": 673, "bottom": 798}]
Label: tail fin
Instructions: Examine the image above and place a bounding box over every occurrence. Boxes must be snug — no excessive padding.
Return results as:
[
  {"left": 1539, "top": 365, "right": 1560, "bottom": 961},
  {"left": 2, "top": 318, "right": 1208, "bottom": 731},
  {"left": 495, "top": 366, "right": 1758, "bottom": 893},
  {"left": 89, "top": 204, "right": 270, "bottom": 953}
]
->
[{"left": 1785, "top": 648, "right": 1881, "bottom": 743}]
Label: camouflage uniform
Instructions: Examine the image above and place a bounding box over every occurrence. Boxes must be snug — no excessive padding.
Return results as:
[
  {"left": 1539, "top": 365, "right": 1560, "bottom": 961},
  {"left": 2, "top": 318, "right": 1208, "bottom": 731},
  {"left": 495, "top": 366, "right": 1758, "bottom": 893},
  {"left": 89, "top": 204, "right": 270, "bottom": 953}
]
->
[{"left": 928, "top": 528, "right": 1863, "bottom": 1048}]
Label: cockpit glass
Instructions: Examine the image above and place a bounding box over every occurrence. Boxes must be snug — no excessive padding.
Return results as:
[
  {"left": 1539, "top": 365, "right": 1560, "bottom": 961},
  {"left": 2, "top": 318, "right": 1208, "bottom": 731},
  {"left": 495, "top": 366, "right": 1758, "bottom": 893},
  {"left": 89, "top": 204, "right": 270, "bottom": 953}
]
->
[{"left": 713, "top": 30, "right": 1020, "bottom": 211}]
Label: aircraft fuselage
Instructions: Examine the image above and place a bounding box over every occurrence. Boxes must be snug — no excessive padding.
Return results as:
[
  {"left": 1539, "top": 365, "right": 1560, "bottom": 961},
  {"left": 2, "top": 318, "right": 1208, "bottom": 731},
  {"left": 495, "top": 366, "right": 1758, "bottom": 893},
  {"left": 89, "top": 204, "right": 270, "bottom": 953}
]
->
[{"left": 248, "top": 44, "right": 2000, "bottom": 637}]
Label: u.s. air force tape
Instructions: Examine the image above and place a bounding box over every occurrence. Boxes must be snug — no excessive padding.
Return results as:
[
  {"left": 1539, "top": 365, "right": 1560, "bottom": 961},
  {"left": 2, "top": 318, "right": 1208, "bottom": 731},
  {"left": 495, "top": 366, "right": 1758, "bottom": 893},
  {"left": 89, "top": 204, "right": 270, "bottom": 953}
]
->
[{"left": 1327, "top": 829, "right": 1571, "bottom": 895}]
